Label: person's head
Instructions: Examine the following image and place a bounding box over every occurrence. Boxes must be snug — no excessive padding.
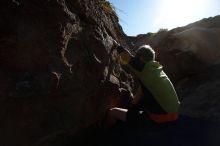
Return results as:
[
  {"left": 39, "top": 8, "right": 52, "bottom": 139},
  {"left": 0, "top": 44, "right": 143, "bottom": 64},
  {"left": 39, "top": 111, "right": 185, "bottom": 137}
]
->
[{"left": 135, "top": 45, "right": 155, "bottom": 63}]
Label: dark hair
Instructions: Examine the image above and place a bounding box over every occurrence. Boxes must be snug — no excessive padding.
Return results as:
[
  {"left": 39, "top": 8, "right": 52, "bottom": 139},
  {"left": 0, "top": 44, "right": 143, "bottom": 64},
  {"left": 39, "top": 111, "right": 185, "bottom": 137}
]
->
[{"left": 135, "top": 45, "right": 155, "bottom": 62}]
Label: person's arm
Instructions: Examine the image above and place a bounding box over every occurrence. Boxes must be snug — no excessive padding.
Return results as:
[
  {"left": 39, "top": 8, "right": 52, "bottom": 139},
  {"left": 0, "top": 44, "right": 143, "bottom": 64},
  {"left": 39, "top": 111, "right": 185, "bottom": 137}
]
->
[
  {"left": 116, "top": 46, "right": 145, "bottom": 76},
  {"left": 131, "top": 85, "right": 143, "bottom": 105}
]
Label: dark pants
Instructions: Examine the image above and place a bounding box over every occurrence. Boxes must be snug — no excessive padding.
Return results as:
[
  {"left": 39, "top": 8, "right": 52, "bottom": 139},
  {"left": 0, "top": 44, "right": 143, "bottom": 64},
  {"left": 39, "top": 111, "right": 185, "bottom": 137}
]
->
[
  {"left": 106, "top": 115, "right": 220, "bottom": 146},
  {"left": 126, "top": 106, "right": 177, "bottom": 130}
]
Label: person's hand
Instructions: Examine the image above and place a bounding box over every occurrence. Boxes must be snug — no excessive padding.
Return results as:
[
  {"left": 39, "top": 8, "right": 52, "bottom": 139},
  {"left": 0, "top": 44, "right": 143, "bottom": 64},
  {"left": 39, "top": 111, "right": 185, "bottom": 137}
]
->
[{"left": 117, "top": 51, "right": 131, "bottom": 65}]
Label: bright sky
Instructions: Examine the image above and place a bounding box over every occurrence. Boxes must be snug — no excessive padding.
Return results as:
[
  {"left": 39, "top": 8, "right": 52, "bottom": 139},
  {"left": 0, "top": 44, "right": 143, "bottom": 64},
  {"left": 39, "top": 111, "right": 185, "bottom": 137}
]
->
[{"left": 108, "top": 0, "right": 220, "bottom": 36}]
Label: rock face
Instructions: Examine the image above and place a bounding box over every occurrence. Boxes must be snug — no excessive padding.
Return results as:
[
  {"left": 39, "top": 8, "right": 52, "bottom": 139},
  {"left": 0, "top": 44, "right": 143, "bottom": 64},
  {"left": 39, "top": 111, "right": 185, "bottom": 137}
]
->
[
  {"left": 178, "top": 63, "right": 220, "bottom": 121},
  {"left": 128, "top": 15, "right": 220, "bottom": 121},
  {"left": 0, "top": 0, "right": 132, "bottom": 145}
]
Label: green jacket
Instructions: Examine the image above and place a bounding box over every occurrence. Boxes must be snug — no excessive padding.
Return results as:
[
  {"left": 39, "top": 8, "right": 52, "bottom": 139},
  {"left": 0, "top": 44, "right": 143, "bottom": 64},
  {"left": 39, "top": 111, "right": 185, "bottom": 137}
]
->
[{"left": 128, "top": 60, "right": 180, "bottom": 114}]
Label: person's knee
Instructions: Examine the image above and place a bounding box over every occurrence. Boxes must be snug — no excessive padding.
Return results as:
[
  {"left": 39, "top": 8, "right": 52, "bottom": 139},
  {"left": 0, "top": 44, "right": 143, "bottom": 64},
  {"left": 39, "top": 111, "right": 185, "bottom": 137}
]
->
[{"left": 109, "top": 107, "right": 128, "bottom": 122}]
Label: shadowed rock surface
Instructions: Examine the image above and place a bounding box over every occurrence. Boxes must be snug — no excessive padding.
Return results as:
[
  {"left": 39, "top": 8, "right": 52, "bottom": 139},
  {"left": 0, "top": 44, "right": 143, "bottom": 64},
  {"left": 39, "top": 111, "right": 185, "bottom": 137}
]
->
[{"left": 0, "top": 0, "right": 132, "bottom": 145}]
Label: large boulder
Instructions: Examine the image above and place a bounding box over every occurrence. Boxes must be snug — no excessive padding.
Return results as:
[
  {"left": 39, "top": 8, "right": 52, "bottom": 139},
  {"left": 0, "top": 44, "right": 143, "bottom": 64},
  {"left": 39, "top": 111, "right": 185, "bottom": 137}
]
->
[
  {"left": 0, "top": 0, "right": 132, "bottom": 145},
  {"left": 178, "top": 63, "right": 220, "bottom": 121}
]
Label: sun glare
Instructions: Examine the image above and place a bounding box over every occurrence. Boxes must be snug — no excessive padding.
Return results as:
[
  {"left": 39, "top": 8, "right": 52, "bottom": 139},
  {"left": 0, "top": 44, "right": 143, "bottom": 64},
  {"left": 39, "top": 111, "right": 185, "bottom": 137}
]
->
[{"left": 154, "top": 0, "right": 209, "bottom": 30}]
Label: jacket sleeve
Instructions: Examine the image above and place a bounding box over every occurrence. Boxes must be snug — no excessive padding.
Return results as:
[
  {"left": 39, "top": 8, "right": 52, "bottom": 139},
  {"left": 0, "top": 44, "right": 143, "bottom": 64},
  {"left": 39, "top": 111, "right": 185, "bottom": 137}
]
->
[
  {"left": 116, "top": 46, "right": 145, "bottom": 75},
  {"left": 128, "top": 57, "right": 145, "bottom": 71}
]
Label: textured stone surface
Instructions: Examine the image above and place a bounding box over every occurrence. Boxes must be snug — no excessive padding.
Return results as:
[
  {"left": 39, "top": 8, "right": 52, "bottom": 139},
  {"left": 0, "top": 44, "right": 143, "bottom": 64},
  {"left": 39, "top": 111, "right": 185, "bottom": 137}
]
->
[{"left": 0, "top": 0, "right": 132, "bottom": 145}]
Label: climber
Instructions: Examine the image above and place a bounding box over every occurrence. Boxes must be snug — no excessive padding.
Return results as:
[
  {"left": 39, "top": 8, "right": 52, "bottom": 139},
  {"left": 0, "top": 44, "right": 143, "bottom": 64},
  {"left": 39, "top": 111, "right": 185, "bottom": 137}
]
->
[{"left": 105, "top": 40, "right": 180, "bottom": 129}]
